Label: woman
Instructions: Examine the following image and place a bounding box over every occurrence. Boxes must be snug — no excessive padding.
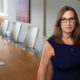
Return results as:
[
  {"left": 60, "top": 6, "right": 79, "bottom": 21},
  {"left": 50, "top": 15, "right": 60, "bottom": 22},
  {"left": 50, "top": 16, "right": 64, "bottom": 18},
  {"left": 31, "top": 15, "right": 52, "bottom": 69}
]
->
[{"left": 37, "top": 6, "right": 80, "bottom": 80}]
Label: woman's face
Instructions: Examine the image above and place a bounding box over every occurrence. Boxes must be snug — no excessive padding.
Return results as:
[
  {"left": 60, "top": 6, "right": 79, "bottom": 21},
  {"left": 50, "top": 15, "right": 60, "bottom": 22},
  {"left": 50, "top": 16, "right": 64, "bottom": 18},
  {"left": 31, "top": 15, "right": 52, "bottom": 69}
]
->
[{"left": 60, "top": 10, "right": 76, "bottom": 34}]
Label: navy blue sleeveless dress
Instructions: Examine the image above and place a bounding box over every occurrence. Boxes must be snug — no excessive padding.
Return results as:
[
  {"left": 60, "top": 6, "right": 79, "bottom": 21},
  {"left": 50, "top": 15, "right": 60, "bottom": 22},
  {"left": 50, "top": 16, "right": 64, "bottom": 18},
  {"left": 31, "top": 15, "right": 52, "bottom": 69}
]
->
[{"left": 47, "top": 36, "right": 80, "bottom": 80}]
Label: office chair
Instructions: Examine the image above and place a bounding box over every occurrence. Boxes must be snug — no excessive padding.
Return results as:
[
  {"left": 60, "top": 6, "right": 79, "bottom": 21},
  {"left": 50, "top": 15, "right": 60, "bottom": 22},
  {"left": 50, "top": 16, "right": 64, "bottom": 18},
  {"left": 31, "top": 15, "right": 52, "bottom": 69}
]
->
[
  {"left": 10, "top": 22, "right": 22, "bottom": 43},
  {"left": 38, "top": 36, "right": 47, "bottom": 58},
  {"left": 17, "top": 26, "right": 39, "bottom": 57},
  {"left": 0, "top": 19, "right": 9, "bottom": 38}
]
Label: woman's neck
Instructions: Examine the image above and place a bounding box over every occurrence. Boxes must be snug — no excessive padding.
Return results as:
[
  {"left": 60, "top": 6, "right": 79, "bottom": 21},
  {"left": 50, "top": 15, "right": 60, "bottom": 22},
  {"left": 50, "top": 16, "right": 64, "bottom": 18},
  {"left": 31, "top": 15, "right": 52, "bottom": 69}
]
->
[
  {"left": 62, "top": 32, "right": 73, "bottom": 45},
  {"left": 62, "top": 32, "right": 72, "bottom": 40}
]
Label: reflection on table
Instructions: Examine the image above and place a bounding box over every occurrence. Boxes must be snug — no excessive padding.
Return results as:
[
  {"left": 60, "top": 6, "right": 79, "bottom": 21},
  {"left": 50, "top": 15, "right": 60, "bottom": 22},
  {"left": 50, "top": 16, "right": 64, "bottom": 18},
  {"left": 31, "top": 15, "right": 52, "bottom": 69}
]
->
[{"left": 0, "top": 39, "right": 51, "bottom": 80}]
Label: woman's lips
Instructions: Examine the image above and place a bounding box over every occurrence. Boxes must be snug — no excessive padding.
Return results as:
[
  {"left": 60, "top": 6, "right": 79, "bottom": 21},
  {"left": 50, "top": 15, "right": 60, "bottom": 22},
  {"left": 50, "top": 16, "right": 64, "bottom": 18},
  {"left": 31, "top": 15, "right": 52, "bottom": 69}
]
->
[{"left": 65, "top": 27, "right": 72, "bottom": 30}]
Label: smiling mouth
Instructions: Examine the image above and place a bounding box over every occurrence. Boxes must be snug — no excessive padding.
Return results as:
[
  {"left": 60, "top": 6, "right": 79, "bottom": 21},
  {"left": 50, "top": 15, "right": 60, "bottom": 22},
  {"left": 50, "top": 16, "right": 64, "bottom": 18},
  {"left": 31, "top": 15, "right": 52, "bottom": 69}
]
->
[{"left": 65, "top": 27, "right": 72, "bottom": 29}]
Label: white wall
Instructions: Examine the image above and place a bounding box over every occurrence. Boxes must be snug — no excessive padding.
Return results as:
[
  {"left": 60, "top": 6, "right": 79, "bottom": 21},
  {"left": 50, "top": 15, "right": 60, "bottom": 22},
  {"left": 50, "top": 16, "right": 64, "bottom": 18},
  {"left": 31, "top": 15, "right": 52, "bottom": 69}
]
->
[{"left": 0, "top": 0, "right": 3, "bottom": 12}]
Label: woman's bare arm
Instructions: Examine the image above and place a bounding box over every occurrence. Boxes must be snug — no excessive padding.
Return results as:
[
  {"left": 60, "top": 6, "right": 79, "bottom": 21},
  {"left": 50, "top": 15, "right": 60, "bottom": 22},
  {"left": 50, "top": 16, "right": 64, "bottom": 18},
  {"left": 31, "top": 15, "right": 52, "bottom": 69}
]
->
[{"left": 37, "top": 41, "right": 55, "bottom": 80}]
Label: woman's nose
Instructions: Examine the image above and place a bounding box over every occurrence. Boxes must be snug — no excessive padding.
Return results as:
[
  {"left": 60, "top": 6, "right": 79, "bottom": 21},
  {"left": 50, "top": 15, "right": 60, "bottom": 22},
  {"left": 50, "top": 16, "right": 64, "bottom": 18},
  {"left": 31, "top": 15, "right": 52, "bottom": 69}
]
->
[{"left": 66, "top": 20, "right": 71, "bottom": 25}]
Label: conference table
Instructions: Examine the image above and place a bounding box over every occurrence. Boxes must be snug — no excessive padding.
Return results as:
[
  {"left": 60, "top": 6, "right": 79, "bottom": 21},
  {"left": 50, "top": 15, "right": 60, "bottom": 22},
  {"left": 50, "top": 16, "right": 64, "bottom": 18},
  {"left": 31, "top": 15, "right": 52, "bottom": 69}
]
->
[{"left": 0, "top": 39, "right": 51, "bottom": 80}]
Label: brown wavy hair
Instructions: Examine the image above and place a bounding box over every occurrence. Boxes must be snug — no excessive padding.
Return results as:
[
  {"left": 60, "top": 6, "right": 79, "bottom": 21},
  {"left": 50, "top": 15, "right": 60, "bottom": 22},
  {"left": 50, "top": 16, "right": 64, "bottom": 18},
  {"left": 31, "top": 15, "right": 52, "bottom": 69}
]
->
[{"left": 53, "top": 6, "right": 80, "bottom": 45}]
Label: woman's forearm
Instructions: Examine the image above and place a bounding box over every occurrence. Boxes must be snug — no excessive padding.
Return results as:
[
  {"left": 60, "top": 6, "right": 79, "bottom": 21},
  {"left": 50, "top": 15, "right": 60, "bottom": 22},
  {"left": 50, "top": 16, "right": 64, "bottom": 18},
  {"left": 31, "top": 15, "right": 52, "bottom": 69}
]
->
[{"left": 37, "top": 69, "right": 46, "bottom": 80}]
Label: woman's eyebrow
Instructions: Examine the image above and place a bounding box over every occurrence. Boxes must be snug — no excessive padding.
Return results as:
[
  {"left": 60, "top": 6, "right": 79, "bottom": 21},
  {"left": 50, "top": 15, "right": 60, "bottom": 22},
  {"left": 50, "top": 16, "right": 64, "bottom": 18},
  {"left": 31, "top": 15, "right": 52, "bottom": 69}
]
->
[{"left": 62, "top": 17, "right": 75, "bottom": 19}]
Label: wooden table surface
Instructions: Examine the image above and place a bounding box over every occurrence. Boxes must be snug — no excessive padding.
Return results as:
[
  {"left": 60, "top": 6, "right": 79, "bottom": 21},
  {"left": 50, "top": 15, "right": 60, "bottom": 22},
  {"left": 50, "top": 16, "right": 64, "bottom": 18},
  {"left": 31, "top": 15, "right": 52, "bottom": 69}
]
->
[{"left": 0, "top": 39, "right": 51, "bottom": 80}]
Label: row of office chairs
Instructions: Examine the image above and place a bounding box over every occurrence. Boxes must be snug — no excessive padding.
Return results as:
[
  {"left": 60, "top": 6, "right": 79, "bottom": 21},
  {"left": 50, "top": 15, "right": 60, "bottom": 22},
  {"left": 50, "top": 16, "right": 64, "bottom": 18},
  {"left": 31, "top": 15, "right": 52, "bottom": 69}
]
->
[{"left": 0, "top": 19, "right": 39, "bottom": 57}]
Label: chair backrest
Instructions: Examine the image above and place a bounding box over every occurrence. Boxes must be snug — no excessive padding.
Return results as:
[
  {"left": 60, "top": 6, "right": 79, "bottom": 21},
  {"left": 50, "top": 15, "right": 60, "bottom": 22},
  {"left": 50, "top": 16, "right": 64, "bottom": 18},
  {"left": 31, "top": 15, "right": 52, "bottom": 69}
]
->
[
  {"left": 23, "top": 26, "right": 39, "bottom": 48},
  {"left": 10, "top": 22, "right": 22, "bottom": 42},
  {"left": 1, "top": 19, "right": 9, "bottom": 36},
  {"left": 39, "top": 36, "right": 47, "bottom": 58}
]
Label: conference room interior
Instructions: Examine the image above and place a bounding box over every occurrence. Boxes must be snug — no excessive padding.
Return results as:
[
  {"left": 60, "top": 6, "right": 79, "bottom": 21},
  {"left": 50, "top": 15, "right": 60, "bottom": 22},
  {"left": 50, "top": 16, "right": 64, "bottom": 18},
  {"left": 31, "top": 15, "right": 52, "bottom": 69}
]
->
[{"left": 0, "top": 0, "right": 80, "bottom": 80}]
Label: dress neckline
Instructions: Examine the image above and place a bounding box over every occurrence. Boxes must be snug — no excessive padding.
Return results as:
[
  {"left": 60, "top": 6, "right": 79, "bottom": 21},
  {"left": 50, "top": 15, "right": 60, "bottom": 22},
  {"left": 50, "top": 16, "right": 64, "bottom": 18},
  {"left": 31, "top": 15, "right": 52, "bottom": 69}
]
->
[{"left": 63, "top": 43, "right": 74, "bottom": 47}]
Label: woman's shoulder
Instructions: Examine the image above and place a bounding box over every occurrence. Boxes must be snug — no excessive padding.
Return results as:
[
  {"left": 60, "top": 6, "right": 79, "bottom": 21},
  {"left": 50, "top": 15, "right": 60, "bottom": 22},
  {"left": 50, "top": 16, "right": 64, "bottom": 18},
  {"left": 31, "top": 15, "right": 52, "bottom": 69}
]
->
[
  {"left": 47, "top": 35, "right": 54, "bottom": 42},
  {"left": 44, "top": 41, "right": 55, "bottom": 57},
  {"left": 47, "top": 35, "right": 55, "bottom": 45}
]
